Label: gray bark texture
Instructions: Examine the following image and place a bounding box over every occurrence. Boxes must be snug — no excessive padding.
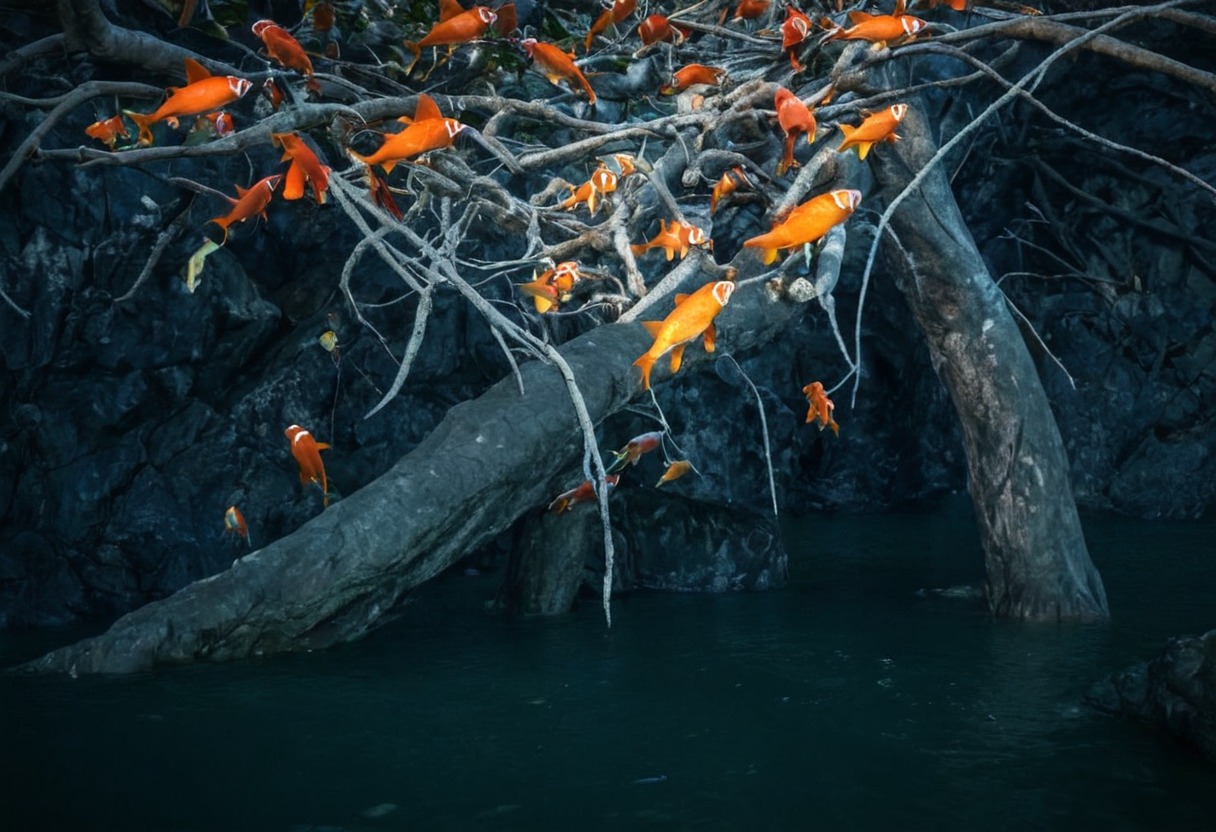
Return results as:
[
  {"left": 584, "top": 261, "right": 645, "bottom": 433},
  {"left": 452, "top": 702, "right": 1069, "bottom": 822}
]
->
[
  {"left": 871, "top": 103, "right": 1109, "bottom": 621},
  {"left": 19, "top": 264, "right": 796, "bottom": 675}
]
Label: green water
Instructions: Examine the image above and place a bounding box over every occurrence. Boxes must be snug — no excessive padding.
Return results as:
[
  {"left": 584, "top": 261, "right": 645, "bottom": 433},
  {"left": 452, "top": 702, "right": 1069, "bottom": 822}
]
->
[{"left": 2, "top": 498, "right": 1214, "bottom": 831}]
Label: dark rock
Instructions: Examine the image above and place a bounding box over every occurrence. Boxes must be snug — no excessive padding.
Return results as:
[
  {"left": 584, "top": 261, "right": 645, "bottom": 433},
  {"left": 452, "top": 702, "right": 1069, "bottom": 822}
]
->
[{"left": 1087, "top": 630, "right": 1216, "bottom": 761}]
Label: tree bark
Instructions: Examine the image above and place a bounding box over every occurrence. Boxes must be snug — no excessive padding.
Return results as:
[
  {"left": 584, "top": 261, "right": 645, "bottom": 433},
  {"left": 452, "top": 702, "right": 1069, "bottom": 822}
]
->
[
  {"left": 872, "top": 103, "right": 1109, "bottom": 621},
  {"left": 18, "top": 263, "right": 798, "bottom": 675}
]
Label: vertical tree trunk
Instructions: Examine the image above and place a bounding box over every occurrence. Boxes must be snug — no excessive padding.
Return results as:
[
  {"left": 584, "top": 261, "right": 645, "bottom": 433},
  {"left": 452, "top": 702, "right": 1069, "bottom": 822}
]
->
[{"left": 872, "top": 104, "right": 1109, "bottom": 621}]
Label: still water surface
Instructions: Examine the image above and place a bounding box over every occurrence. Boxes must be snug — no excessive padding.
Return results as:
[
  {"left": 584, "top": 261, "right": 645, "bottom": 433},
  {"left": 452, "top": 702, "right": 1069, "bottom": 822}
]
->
[{"left": 2, "top": 498, "right": 1214, "bottom": 831}]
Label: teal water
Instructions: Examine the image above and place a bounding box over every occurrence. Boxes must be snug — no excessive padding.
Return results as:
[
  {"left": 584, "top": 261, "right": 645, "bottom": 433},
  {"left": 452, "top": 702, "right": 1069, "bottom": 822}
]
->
[{"left": 2, "top": 498, "right": 1214, "bottom": 831}]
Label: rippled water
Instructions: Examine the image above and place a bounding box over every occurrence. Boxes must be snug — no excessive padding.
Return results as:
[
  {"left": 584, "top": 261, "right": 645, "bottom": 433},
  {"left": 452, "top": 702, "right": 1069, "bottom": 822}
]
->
[{"left": 2, "top": 497, "right": 1214, "bottom": 831}]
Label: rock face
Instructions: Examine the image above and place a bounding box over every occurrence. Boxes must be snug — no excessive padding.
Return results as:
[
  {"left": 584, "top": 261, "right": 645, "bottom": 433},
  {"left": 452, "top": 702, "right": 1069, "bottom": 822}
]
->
[{"left": 1087, "top": 630, "right": 1216, "bottom": 761}]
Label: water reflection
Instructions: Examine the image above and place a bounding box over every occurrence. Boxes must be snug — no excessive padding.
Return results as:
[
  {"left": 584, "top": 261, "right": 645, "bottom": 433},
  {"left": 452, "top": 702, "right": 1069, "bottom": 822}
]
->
[{"left": 2, "top": 498, "right": 1214, "bottom": 831}]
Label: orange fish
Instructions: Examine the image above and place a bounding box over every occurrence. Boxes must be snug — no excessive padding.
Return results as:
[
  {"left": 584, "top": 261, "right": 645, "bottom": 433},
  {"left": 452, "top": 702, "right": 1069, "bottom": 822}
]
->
[
  {"left": 405, "top": 4, "right": 497, "bottom": 74},
  {"left": 558, "top": 165, "right": 617, "bottom": 215},
  {"left": 223, "top": 505, "right": 250, "bottom": 546},
  {"left": 124, "top": 58, "right": 252, "bottom": 146},
  {"left": 660, "top": 64, "right": 726, "bottom": 95},
  {"left": 252, "top": 19, "right": 318, "bottom": 90},
  {"left": 837, "top": 103, "right": 908, "bottom": 160},
  {"left": 630, "top": 219, "right": 710, "bottom": 261},
  {"left": 206, "top": 111, "right": 234, "bottom": 137},
  {"left": 548, "top": 474, "right": 620, "bottom": 514},
  {"left": 633, "top": 280, "right": 736, "bottom": 390},
  {"left": 774, "top": 87, "right": 816, "bottom": 176},
  {"left": 612, "top": 153, "right": 639, "bottom": 178},
  {"left": 263, "top": 78, "right": 284, "bottom": 112},
  {"left": 637, "top": 14, "right": 687, "bottom": 46},
  {"left": 208, "top": 174, "right": 282, "bottom": 244},
  {"left": 711, "top": 166, "right": 750, "bottom": 215},
  {"left": 607, "top": 430, "right": 663, "bottom": 473},
  {"left": 84, "top": 114, "right": 129, "bottom": 148},
  {"left": 820, "top": 11, "right": 928, "bottom": 47},
  {"left": 348, "top": 93, "right": 464, "bottom": 174},
  {"left": 517, "top": 260, "right": 581, "bottom": 313},
  {"left": 586, "top": 0, "right": 637, "bottom": 51},
  {"left": 310, "top": 0, "right": 336, "bottom": 31},
  {"left": 732, "top": 0, "right": 770, "bottom": 21},
  {"left": 743, "top": 189, "right": 860, "bottom": 265},
  {"left": 655, "top": 459, "right": 693, "bottom": 486},
  {"left": 781, "top": 6, "right": 813, "bottom": 70},
  {"left": 285, "top": 424, "right": 332, "bottom": 506},
  {"left": 802, "top": 381, "right": 840, "bottom": 435},
  {"left": 521, "top": 38, "right": 597, "bottom": 105},
  {"left": 273, "top": 132, "right": 331, "bottom": 205}
]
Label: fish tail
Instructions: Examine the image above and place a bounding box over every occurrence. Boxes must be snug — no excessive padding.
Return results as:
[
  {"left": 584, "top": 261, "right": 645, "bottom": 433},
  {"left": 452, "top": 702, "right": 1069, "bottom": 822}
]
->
[
  {"left": 207, "top": 217, "right": 231, "bottom": 245},
  {"left": 404, "top": 41, "right": 422, "bottom": 75},
  {"left": 630, "top": 242, "right": 647, "bottom": 257},
  {"left": 828, "top": 418, "right": 840, "bottom": 436},
  {"left": 633, "top": 352, "right": 656, "bottom": 391},
  {"left": 123, "top": 110, "right": 156, "bottom": 146},
  {"left": 578, "top": 73, "right": 597, "bottom": 105}
]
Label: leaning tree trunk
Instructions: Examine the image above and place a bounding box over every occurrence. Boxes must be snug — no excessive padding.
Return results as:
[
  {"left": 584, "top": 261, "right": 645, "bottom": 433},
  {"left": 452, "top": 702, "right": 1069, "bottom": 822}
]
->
[
  {"left": 16, "top": 257, "right": 797, "bottom": 675},
  {"left": 872, "top": 103, "right": 1109, "bottom": 621}
]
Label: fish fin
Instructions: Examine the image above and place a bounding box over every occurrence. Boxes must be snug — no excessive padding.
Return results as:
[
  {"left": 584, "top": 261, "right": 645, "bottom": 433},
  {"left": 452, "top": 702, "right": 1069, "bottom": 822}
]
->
[
  {"left": 674, "top": 293, "right": 690, "bottom": 306},
  {"left": 669, "top": 344, "right": 688, "bottom": 374},
  {"left": 763, "top": 247, "right": 778, "bottom": 265},
  {"left": 828, "top": 418, "right": 840, "bottom": 436},
  {"left": 234, "top": 183, "right": 249, "bottom": 198},
  {"left": 838, "top": 123, "right": 856, "bottom": 142},
  {"left": 665, "top": 246, "right": 675, "bottom": 261},
  {"left": 381, "top": 159, "right": 398, "bottom": 175},
  {"left": 414, "top": 93, "right": 443, "bottom": 122},
  {"left": 403, "top": 41, "right": 421, "bottom": 75},
  {"left": 283, "top": 160, "right": 306, "bottom": 200},
  {"left": 184, "top": 57, "right": 212, "bottom": 84},
  {"left": 847, "top": 10, "right": 875, "bottom": 23},
  {"left": 641, "top": 321, "right": 664, "bottom": 338},
  {"left": 315, "top": 442, "right": 331, "bottom": 451},
  {"left": 633, "top": 352, "right": 656, "bottom": 390},
  {"left": 856, "top": 141, "right": 874, "bottom": 161},
  {"left": 630, "top": 242, "right": 647, "bottom": 256},
  {"left": 533, "top": 294, "right": 554, "bottom": 313},
  {"left": 123, "top": 110, "right": 156, "bottom": 146},
  {"left": 207, "top": 217, "right": 231, "bottom": 245},
  {"left": 703, "top": 323, "right": 717, "bottom": 353},
  {"left": 438, "top": 0, "right": 463, "bottom": 22}
]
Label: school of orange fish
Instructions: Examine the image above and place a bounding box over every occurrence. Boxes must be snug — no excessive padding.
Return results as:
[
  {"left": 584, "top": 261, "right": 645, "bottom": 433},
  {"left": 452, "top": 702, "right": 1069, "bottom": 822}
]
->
[{"left": 81, "top": 0, "right": 998, "bottom": 535}]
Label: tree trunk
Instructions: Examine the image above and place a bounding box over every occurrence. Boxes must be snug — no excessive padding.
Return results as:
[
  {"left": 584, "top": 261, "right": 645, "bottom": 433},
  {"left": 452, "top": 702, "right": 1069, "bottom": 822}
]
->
[
  {"left": 872, "top": 103, "right": 1109, "bottom": 621},
  {"left": 17, "top": 263, "right": 798, "bottom": 675}
]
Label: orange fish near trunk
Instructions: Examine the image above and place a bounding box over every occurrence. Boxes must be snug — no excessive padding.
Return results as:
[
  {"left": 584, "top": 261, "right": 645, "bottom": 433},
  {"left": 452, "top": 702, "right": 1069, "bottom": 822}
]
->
[
  {"left": 252, "top": 19, "right": 318, "bottom": 90},
  {"left": 125, "top": 58, "right": 252, "bottom": 146},
  {"left": 630, "top": 219, "right": 710, "bottom": 261},
  {"left": 660, "top": 64, "right": 726, "bottom": 95},
  {"left": 743, "top": 189, "right": 860, "bottom": 265},
  {"left": 521, "top": 39, "right": 597, "bottom": 105},
  {"left": 209, "top": 174, "right": 283, "bottom": 244},
  {"left": 607, "top": 430, "right": 663, "bottom": 473},
  {"left": 820, "top": 11, "right": 928, "bottom": 47},
  {"left": 406, "top": 4, "right": 497, "bottom": 75},
  {"left": 273, "top": 132, "right": 331, "bottom": 204},
  {"left": 348, "top": 93, "right": 464, "bottom": 174},
  {"left": 774, "top": 87, "right": 816, "bottom": 176},
  {"left": 85, "top": 115, "right": 129, "bottom": 148},
  {"left": 586, "top": 0, "right": 637, "bottom": 51},
  {"left": 837, "top": 103, "right": 908, "bottom": 161},
  {"left": 802, "top": 381, "right": 840, "bottom": 435},
  {"left": 634, "top": 280, "right": 736, "bottom": 390},
  {"left": 548, "top": 475, "right": 619, "bottom": 514},
  {"left": 285, "top": 424, "right": 332, "bottom": 506}
]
